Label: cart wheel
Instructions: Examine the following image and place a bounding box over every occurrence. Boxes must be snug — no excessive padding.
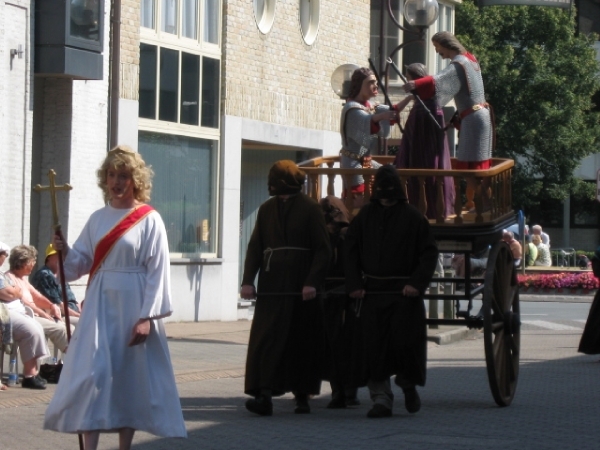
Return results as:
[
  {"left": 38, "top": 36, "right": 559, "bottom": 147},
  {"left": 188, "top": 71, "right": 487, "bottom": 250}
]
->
[{"left": 482, "top": 242, "right": 520, "bottom": 407}]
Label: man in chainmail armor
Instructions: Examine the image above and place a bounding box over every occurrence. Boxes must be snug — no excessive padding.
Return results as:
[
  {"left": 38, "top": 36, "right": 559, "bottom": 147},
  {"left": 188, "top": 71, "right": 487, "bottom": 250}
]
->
[
  {"left": 403, "top": 31, "right": 493, "bottom": 209},
  {"left": 340, "top": 68, "right": 397, "bottom": 207}
]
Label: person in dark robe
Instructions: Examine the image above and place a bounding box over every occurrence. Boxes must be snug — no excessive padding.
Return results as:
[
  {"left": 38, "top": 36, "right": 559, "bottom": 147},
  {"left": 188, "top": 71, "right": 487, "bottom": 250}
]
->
[
  {"left": 345, "top": 165, "right": 439, "bottom": 418},
  {"left": 240, "top": 160, "right": 331, "bottom": 416},
  {"left": 394, "top": 63, "right": 455, "bottom": 219},
  {"left": 578, "top": 246, "right": 600, "bottom": 356},
  {"left": 320, "top": 195, "right": 361, "bottom": 409}
]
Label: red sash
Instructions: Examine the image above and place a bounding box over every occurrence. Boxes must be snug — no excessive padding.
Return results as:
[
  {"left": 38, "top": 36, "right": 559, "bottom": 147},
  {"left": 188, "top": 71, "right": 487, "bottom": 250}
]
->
[{"left": 87, "top": 204, "right": 155, "bottom": 286}]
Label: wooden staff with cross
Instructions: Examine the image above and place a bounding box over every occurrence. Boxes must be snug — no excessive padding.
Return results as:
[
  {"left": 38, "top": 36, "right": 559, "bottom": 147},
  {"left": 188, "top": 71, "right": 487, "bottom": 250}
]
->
[
  {"left": 34, "top": 170, "right": 84, "bottom": 450},
  {"left": 34, "top": 170, "right": 74, "bottom": 341}
]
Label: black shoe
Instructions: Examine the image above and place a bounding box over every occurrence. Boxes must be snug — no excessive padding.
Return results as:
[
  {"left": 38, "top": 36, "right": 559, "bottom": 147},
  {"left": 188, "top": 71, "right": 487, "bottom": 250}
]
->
[
  {"left": 245, "top": 395, "right": 273, "bottom": 416},
  {"left": 294, "top": 396, "right": 311, "bottom": 414},
  {"left": 345, "top": 397, "right": 361, "bottom": 407},
  {"left": 326, "top": 396, "right": 347, "bottom": 409},
  {"left": 35, "top": 374, "right": 48, "bottom": 386},
  {"left": 366, "top": 404, "right": 392, "bottom": 418},
  {"left": 403, "top": 387, "right": 421, "bottom": 413},
  {"left": 21, "top": 376, "right": 47, "bottom": 390}
]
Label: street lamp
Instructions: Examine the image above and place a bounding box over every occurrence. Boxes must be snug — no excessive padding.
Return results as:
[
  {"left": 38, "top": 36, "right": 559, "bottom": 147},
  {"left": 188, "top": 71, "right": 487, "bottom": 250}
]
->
[{"left": 383, "top": 0, "right": 439, "bottom": 80}]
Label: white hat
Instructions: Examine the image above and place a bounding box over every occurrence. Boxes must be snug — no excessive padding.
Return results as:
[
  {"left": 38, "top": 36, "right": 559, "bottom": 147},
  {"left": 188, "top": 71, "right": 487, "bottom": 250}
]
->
[{"left": 0, "top": 242, "right": 10, "bottom": 255}]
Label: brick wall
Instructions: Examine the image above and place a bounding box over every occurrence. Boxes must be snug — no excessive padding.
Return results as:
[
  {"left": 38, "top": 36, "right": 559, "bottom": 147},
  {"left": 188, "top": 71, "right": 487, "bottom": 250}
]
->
[
  {"left": 120, "top": 0, "right": 141, "bottom": 100},
  {"left": 223, "top": 0, "right": 371, "bottom": 133}
]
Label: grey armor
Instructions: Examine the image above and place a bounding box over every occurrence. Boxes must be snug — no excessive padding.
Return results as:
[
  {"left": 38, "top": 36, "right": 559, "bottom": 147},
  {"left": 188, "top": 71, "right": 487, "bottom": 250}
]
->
[
  {"left": 434, "top": 54, "right": 492, "bottom": 162},
  {"left": 340, "top": 101, "right": 388, "bottom": 188}
]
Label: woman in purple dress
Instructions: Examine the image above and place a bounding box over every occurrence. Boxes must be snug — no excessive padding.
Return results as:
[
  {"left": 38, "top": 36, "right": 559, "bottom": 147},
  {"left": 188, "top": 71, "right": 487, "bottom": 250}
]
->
[{"left": 394, "top": 63, "right": 455, "bottom": 219}]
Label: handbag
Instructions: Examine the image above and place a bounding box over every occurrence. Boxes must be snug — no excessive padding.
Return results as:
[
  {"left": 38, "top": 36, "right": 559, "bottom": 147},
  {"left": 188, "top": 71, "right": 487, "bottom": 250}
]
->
[{"left": 39, "top": 362, "right": 63, "bottom": 383}]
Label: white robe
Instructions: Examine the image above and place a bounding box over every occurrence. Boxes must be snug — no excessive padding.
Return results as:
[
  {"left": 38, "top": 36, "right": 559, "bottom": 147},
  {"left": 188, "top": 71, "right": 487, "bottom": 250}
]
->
[{"left": 44, "top": 205, "right": 187, "bottom": 438}]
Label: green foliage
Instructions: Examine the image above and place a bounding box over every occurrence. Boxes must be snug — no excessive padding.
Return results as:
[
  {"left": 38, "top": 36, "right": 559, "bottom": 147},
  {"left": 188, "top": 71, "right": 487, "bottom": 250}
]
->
[{"left": 456, "top": 1, "right": 600, "bottom": 213}]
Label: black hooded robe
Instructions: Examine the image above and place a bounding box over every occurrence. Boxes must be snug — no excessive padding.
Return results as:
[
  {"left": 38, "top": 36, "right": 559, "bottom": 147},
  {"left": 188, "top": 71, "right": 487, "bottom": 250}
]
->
[{"left": 344, "top": 198, "right": 438, "bottom": 387}]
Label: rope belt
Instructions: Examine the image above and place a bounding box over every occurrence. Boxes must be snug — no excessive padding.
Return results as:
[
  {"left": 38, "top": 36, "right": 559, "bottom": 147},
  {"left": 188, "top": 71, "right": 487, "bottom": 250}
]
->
[
  {"left": 459, "top": 102, "right": 489, "bottom": 120},
  {"left": 364, "top": 274, "right": 407, "bottom": 280},
  {"left": 263, "top": 247, "right": 310, "bottom": 272}
]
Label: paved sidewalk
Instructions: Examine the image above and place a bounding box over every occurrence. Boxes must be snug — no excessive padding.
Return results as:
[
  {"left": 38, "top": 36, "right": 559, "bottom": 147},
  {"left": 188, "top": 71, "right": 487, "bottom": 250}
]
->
[{"left": 0, "top": 319, "right": 471, "bottom": 408}]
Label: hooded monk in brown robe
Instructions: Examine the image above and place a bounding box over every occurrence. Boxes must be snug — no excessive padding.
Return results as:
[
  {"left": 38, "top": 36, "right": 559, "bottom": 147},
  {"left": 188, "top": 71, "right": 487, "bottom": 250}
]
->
[{"left": 241, "top": 160, "right": 331, "bottom": 416}]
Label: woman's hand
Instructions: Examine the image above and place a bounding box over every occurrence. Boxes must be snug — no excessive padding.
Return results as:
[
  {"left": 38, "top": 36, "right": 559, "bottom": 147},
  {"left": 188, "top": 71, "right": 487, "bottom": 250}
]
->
[
  {"left": 52, "top": 231, "right": 69, "bottom": 258},
  {"left": 129, "top": 319, "right": 151, "bottom": 346},
  {"left": 372, "top": 109, "right": 398, "bottom": 124},
  {"left": 403, "top": 81, "right": 416, "bottom": 93}
]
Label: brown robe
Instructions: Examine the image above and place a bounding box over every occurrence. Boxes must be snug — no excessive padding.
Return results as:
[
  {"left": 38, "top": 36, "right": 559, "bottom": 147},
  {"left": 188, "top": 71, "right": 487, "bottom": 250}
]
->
[
  {"left": 242, "top": 193, "right": 331, "bottom": 397},
  {"left": 344, "top": 199, "right": 438, "bottom": 387}
]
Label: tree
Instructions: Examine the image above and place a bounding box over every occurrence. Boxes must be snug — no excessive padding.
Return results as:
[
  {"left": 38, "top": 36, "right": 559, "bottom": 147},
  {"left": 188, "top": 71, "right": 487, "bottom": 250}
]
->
[{"left": 455, "top": 0, "right": 600, "bottom": 215}]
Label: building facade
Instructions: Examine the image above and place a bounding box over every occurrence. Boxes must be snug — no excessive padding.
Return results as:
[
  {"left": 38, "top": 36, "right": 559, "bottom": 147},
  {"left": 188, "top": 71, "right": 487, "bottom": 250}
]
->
[{"left": 2, "top": 0, "right": 466, "bottom": 322}]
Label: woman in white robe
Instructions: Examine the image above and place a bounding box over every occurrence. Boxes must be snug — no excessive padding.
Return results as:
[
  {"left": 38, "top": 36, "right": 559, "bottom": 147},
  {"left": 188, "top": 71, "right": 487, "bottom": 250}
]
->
[{"left": 44, "top": 145, "right": 187, "bottom": 449}]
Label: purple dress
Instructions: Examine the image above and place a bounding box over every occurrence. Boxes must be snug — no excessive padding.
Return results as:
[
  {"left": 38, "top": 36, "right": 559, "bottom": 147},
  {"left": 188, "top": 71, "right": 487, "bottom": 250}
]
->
[{"left": 394, "top": 98, "right": 455, "bottom": 219}]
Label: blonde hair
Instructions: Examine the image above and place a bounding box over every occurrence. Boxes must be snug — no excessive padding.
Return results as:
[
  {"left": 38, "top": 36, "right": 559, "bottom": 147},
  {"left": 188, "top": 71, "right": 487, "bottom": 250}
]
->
[
  {"left": 97, "top": 145, "right": 154, "bottom": 203},
  {"left": 531, "top": 234, "right": 542, "bottom": 245}
]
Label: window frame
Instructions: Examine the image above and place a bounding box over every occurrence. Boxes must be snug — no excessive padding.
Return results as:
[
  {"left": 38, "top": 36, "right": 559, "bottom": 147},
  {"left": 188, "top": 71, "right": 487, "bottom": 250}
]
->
[
  {"left": 139, "top": 0, "right": 222, "bottom": 257},
  {"left": 140, "top": 0, "right": 222, "bottom": 51}
]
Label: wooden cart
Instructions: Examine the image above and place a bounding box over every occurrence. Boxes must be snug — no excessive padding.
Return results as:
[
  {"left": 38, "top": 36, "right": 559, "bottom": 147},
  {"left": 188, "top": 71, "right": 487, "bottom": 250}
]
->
[{"left": 298, "top": 155, "right": 520, "bottom": 407}]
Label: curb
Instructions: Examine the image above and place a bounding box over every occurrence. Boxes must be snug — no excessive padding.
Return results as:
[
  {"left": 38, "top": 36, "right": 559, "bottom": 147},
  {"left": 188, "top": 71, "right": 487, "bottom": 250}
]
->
[{"left": 427, "top": 327, "right": 480, "bottom": 345}]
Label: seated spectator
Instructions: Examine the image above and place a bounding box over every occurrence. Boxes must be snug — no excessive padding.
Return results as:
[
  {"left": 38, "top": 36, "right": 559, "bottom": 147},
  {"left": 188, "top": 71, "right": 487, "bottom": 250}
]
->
[
  {"left": 531, "top": 225, "right": 550, "bottom": 247},
  {"left": 4, "top": 245, "right": 72, "bottom": 355},
  {"left": 0, "top": 242, "right": 49, "bottom": 389},
  {"left": 31, "top": 243, "right": 81, "bottom": 326},
  {"left": 524, "top": 235, "right": 538, "bottom": 267},
  {"left": 532, "top": 235, "right": 552, "bottom": 266},
  {"left": 452, "top": 246, "right": 490, "bottom": 279},
  {"left": 502, "top": 230, "right": 522, "bottom": 267}
]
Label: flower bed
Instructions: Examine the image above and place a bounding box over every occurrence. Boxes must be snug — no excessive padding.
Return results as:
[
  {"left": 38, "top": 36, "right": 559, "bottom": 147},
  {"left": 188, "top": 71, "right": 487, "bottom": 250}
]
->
[{"left": 518, "top": 272, "right": 599, "bottom": 293}]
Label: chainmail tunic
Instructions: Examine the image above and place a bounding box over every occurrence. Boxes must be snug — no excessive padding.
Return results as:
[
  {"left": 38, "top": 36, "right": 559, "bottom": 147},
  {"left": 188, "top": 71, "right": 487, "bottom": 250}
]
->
[
  {"left": 340, "top": 101, "right": 388, "bottom": 188},
  {"left": 431, "top": 54, "right": 492, "bottom": 162}
]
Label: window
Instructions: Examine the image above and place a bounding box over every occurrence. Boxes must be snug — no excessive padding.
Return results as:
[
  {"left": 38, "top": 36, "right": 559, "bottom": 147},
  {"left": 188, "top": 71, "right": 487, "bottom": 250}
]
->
[
  {"left": 141, "top": 0, "right": 220, "bottom": 45},
  {"left": 161, "top": 0, "right": 178, "bottom": 34},
  {"left": 254, "top": 0, "right": 276, "bottom": 34},
  {"left": 435, "top": 2, "right": 453, "bottom": 73},
  {"left": 182, "top": 0, "right": 198, "bottom": 39},
  {"left": 204, "top": 0, "right": 219, "bottom": 44},
  {"left": 70, "top": 0, "right": 101, "bottom": 42},
  {"left": 139, "top": 44, "right": 157, "bottom": 119},
  {"left": 370, "top": 0, "right": 403, "bottom": 82},
  {"left": 299, "top": 0, "right": 320, "bottom": 45},
  {"left": 139, "top": 43, "right": 220, "bottom": 128},
  {"left": 139, "top": 132, "right": 218, "bottom": 255},
  {"left": 140, "top": 0, "right": 221, "bottom": 257},
  {"left": 141, "top": 0, "right": 155, "bottom": 29}
]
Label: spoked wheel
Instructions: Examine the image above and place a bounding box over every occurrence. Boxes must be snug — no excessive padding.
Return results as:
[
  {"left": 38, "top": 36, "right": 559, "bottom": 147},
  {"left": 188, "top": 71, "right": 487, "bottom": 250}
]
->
[{"left": 482, "top": 242, "right": 521, "bottom": 407}]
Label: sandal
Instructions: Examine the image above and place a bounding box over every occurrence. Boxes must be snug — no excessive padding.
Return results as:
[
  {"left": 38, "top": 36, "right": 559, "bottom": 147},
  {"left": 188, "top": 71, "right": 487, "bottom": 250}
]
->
[{"left": 0, "top": 383, "right": 7, "bottom": 391}]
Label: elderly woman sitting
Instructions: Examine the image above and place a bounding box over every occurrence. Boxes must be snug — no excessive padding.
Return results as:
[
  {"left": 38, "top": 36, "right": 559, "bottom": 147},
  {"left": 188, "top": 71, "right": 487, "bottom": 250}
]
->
[
  {"left": 4, "top": 245, "right": 71, "bottom": 358},
  {"left": 532, "top": 234, "right": 552, "bottom": 267},
  {"left": 0, "top": 242, "right": 49, "bottom": 389}
]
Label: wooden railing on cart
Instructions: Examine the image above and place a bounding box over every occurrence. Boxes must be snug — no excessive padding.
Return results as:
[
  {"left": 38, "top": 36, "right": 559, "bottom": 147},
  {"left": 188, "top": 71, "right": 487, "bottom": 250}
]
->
[{"left": 298, "top": 156, "right": 515, "bottom": 225}]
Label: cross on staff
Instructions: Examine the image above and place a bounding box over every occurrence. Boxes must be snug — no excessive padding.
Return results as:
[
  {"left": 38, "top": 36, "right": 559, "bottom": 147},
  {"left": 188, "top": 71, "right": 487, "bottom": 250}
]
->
[
  {"left": 34, "top": 171, "right": 83, "bottom": 450},
  {"left": 34, "top": 169, "right": 73, "bottom": 232}
]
